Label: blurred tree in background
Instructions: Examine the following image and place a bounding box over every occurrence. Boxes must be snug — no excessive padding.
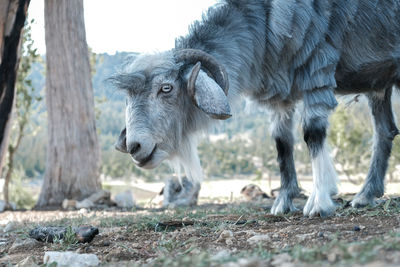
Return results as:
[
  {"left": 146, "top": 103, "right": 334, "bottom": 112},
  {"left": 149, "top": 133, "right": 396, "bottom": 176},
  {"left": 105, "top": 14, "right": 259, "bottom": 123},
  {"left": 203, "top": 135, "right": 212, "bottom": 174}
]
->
[{"left": 37, "top": 0, "right": 101, "bottom": 207}]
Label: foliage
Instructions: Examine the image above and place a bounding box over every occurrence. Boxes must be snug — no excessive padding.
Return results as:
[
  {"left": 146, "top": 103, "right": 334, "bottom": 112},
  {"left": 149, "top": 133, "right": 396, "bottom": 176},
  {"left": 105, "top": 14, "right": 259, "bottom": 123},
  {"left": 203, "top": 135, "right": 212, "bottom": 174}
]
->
[
  {"left": 328, "top": 102, "right": 373, "bottom": 182},
  {"left": 9, "top": 167, "right": 36, "bottom": 209},
  {"left": 2, "top": 19, "right": 41, "bottom": 205}
]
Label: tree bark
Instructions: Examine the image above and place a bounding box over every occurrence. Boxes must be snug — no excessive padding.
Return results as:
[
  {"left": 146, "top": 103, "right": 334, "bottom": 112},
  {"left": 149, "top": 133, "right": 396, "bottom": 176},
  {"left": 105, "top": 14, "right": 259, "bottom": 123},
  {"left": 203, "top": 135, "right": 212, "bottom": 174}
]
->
[
  {"left": 0, "top": 0, "right": 29, "bottom": 181},
  {"left": 37, "top": 0, "right": 101, "bottom": 207}
]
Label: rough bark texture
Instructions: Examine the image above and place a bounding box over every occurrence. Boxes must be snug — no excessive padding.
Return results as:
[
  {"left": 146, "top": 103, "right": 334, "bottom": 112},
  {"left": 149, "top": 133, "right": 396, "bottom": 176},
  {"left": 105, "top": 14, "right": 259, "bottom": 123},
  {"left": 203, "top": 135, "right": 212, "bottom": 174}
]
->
[
  {"left": 37, "top": 0, "right": 101, "bottom": 207},
  {"left": 0, "top": 0, "right": 29, "bottom": 180}
]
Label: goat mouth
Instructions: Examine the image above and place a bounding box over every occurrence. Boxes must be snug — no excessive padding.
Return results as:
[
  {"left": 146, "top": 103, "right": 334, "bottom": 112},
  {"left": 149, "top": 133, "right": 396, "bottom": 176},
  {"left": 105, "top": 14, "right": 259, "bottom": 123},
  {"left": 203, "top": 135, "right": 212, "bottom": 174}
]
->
[{"left": 135, "top": 145, "right": 157, "bottom": 168}]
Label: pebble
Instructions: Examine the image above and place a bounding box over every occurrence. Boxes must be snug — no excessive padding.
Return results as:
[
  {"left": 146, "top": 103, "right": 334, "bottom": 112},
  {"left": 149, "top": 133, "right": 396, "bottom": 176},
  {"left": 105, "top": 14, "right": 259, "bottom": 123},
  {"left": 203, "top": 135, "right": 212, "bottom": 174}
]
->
[
  {"left": 217, "top": 230, "right": 234, "bottom": 245},
  {"left": 219, "top": 230, "right": 234, "bottom": 239},
  {"left": 44, "top": 251, "right": 100, "bottom": 267},
  {"left": 102, "top": 240, "right": 111, "bottom": 246}
]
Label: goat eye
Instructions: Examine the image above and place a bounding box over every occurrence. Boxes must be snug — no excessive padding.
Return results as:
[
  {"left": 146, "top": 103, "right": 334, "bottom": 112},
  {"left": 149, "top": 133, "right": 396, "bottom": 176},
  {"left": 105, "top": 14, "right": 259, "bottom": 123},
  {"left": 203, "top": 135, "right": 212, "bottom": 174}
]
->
[{"left": 160, "top": 84, "right": 173, "bottom": 93}]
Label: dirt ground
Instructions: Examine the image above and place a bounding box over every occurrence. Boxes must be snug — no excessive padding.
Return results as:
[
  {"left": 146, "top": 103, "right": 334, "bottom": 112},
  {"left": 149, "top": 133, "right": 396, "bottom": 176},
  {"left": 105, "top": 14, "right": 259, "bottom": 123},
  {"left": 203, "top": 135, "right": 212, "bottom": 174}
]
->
[{"left": 1, "top": 196, "right": 400, "bottom": 266}]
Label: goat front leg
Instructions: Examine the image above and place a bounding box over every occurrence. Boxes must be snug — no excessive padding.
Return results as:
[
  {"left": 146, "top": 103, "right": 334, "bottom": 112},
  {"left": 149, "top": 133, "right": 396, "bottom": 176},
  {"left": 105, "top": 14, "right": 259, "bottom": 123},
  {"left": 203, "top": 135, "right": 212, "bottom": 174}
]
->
[
  {"left": 303, "top": 107, "right": 338, "bottom": 217},
  {"left": 352, "top": 89, "right": 399, "bottom": 208},
  {"left": 270, "top": 107, "right": 300, "bottom": 214},
  {"left": 162, "top": 177, "right": 201, "bottom": 207}
]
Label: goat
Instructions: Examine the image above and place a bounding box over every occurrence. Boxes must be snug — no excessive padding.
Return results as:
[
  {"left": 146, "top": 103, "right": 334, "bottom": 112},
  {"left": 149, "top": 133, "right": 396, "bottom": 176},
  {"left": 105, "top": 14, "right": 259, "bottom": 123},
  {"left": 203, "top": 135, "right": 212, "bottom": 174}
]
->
[{"left": 111, "top": 0, "right": 400, "bottom": 217}]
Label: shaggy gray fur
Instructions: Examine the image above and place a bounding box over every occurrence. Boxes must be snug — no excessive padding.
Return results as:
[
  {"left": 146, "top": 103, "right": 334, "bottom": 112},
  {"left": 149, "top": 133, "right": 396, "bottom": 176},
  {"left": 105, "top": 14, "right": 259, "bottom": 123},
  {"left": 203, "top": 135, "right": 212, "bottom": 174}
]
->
[{"left": 112, "top": 0, "right": 400, "bottom": 214}]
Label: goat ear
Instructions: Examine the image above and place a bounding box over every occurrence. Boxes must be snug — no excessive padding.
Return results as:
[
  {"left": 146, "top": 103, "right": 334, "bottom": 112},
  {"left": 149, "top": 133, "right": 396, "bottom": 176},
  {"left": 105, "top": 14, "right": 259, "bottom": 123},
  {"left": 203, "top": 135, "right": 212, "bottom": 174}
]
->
[
  {"left": 187, "top": 63, "right": 232, "bottom": 120},
  {"left": 115, "top": 127, "right": 128, "bottom": 153}
]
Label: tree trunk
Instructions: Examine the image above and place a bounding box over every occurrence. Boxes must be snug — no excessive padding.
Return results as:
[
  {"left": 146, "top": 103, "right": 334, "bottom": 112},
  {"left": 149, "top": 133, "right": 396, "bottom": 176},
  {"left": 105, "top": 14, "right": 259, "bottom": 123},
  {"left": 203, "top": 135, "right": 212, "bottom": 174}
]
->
[
  {"left": 37, "top": 0, "right": 101, "bottom": 207},
  {"left": 0, "top": 0, "right": 29, "bottom": 181}
]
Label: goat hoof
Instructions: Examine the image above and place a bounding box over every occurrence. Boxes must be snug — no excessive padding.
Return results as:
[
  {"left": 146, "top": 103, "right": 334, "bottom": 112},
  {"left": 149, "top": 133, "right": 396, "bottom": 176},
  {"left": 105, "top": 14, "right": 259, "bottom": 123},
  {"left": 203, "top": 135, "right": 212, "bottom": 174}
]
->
[
  {"left": 303, "top": 191, "right": 336, "bottom": 217},
  {"left": 270, "top": 192, "right": 298, "bottom": 215},
  {"left": 351, "top": 194, "right": 376, "bottom": 208}
]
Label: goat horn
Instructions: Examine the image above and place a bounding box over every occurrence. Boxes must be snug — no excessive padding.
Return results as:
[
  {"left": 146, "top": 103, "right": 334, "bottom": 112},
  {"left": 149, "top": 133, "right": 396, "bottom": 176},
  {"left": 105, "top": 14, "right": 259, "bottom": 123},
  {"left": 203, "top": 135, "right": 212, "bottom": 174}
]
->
[{"left": 174, "top": 49, "right": 229, "bottom": 96}]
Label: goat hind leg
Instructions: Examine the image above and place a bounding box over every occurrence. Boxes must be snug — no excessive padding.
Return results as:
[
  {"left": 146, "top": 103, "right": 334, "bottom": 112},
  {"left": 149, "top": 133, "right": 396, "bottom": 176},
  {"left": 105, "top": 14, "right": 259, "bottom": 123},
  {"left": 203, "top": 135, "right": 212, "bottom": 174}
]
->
[
  {"left": 352, "top": 89, "right": 399, "bottom": 208},
  {"left": 270, "top": 108, "right": 300, "bottom": 215}
]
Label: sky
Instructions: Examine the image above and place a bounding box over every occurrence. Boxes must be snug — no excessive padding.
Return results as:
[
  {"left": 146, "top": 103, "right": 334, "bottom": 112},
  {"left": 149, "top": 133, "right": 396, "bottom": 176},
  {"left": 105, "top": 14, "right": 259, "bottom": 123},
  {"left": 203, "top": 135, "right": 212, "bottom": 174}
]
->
[{"left": 28, "top": 0, "right": 218, "bottom": 55}]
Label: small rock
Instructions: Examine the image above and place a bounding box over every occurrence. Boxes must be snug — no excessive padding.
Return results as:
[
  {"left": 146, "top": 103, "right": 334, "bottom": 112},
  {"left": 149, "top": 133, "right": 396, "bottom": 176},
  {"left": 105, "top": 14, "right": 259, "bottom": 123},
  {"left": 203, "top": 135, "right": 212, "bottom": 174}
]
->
[
  {"left": 44, "top": 251, "right": 100, "bottom": 267},
  {"left": 62, "top": 199, "right": 77, "bottom": 210},
  {"left": 113, "top": 190, "right": 135, "bottom": 208},
  {"left": 29, "top": 225, "right": 99, "bottom": 243},
  {"left": 75, "top": 226, "right": 99, "bottom": 243},
  {"left": 9, "top": 238, "right": 40, "bottom": 253},
  {"left": 15, "top": 255, "right": 38, "bottom": 267},
  {"left": 219, "top": 230, "right": 234, "bottom": 240},
  {"left": 247, "top": 234, "right": 270, "bottom": 245},
  {"left": 76, "top": 199, "right": 94, "bottom": 209},
  {"left": 102, "top": 240, "right": 111, "bottom": 246},
  {"left": 217, "top": 230, "right": 235, "bottom": 246},
  {"left": 4, "top": 222, "right": 15, "bottom": 232}
]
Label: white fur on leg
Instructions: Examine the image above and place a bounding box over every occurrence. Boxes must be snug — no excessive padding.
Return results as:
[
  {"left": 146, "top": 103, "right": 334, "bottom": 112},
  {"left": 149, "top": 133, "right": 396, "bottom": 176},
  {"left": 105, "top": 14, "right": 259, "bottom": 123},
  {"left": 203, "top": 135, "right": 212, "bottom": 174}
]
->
[
  {"left": 303, "top": 144, "right": 338, "bottom": 217},
  {"left": 163, "top": 136, "right": 203, "bottom": 207}
]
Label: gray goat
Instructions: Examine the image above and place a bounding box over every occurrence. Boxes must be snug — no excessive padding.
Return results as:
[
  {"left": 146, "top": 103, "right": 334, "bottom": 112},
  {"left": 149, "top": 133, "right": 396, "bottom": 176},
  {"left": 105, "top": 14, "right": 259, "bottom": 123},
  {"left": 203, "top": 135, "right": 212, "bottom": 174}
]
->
[{"left": 112, "top": 0, "right": 400, "bottom": 217}]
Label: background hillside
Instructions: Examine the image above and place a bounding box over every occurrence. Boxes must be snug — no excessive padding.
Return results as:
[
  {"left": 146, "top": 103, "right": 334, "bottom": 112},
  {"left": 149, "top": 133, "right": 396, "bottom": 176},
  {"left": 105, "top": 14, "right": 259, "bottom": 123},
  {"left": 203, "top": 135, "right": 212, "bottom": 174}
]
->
[{"left": 13, "top": 52, "right": 400, "bottom": 184}]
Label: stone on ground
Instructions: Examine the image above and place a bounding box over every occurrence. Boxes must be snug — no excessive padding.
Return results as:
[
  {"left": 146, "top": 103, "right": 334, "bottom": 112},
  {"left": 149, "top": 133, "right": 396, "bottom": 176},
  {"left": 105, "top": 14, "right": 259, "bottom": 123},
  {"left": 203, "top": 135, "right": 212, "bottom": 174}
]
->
[{"left": 44, "top": 251, "right": 100, "bottom": 267}]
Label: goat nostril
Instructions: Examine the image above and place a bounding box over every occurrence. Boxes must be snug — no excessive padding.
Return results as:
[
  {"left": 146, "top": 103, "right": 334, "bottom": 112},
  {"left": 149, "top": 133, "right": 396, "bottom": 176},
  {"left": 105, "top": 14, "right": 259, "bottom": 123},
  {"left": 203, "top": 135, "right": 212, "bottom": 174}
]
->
[{"left": 129, "top": 142, "right": 141, "bottom": 155}]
